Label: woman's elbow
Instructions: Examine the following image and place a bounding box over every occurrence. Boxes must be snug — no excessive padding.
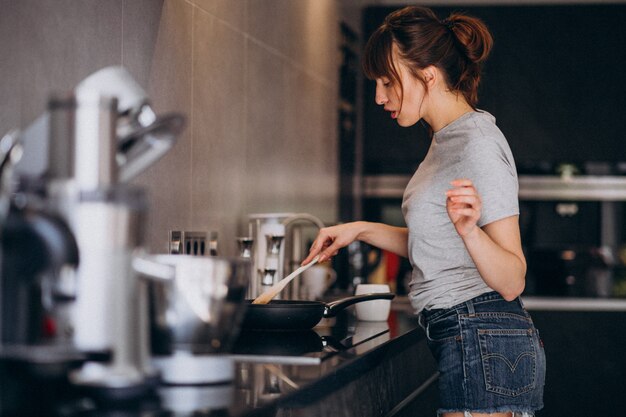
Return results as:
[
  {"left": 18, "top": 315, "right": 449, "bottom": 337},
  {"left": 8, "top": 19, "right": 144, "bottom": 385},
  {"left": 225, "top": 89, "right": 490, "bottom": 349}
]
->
[
  {"left": 502, "top": 289, "right": 523, "bottom": 302},
  {"left": 501, "top": 277, "right": 526, "bottom": 301},
  {"left": 502, "top": 261, "right": 526, "bottom": 301}
]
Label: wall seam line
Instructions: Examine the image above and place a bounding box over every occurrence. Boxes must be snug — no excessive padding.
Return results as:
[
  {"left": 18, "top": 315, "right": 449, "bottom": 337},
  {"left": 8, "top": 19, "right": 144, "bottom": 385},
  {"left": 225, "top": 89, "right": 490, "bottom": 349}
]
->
[
  {"left": 120, "top": 0, "right": 124, "bottom": 66},
  {"left": 190, "top": 1, "right": 332, "bottom": 88},
  {"left": 190, "top": 3, "right": 195, "bottom": 227}
]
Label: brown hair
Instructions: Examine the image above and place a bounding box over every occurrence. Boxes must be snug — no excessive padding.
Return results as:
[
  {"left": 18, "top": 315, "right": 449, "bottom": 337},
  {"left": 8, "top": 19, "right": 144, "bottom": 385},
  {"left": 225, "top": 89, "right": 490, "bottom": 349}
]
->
[{"left": 363, "top": 6, "right": 493, "bottom": 108}]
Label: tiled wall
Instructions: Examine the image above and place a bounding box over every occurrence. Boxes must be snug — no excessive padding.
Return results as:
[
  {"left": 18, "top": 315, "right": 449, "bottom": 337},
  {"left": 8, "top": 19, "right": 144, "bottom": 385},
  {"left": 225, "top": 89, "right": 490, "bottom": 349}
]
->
[{"left": 0, "top": 0, "right": 340, "bottom": 255}]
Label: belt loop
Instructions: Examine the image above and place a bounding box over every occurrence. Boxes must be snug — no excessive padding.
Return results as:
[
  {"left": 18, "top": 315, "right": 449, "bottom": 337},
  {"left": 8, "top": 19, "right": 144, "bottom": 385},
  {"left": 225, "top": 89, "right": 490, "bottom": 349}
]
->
[
  {"left": 418, "top": 313, "right": 426, "bottom": 330},
  {"left": 465, "top": 299, "right": 476, "bottom": 317}
]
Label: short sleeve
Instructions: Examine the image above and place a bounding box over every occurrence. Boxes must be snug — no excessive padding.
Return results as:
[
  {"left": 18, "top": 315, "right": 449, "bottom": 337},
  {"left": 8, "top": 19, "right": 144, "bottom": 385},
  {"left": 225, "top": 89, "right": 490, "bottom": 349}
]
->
[{"left": 462, "top": 136, "right": 519, "bottom": 227}]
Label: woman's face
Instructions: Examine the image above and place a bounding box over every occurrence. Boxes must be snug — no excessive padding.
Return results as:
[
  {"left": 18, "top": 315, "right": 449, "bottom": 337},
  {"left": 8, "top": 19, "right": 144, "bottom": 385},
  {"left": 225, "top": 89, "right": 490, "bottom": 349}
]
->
[{"left": 374, "top": 50, "right": 427, "bottom": 128}]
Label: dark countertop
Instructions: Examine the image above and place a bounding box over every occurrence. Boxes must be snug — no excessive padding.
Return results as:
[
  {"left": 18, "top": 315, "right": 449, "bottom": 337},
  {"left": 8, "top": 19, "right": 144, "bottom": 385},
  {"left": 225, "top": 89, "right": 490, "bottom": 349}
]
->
[
  {"left": 0, "top": 301, "right": 427, "bottom": 417},
  {"left": 227, "top": 304, "right": 425, "bottom": 417},
  {"left": 16, "top": 293, "right": 624, "bottom": 416}
]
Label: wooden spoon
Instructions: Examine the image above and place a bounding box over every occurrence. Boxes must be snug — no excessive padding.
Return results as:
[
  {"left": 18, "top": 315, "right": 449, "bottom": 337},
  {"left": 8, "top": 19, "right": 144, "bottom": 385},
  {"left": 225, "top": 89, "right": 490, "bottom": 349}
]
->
[{"left": 252, "top": 255, "right": 320, "bottom": 304}]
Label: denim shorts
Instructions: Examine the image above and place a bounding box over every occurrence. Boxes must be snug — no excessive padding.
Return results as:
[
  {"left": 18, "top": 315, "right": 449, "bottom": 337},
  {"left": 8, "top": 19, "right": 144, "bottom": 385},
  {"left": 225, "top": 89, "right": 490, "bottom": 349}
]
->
[{"left": 420, "top": 291, "right": 546, "bottom": 416}]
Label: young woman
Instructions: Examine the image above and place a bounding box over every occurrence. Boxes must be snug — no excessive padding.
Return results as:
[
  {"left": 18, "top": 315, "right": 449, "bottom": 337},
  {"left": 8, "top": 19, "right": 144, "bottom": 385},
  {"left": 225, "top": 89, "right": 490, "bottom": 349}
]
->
[{"left": 301, "top": 6, "right": 545, "bottom": 417}]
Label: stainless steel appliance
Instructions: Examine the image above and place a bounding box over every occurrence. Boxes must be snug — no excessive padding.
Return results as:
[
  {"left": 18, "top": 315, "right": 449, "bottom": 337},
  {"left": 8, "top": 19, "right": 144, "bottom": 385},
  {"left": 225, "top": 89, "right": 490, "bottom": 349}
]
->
[
  {"left": 246, "top": 213, "right": 325, "bottom": 299},
  {"left": 133, "top": 254, "right": 250, "bottom": 384}
]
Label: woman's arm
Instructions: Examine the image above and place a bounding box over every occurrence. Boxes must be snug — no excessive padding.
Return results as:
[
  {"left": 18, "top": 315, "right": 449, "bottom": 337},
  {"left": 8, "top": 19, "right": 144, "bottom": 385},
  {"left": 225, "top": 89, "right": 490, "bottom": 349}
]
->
[
  {"left": 447, "top": 179, "right": 526, "bottom": 301},
  {"left": 301, "top": 221, "right": 408, "bottom": 265},
  {"left": 460, "top": 216, "right": 526, "bottom": 300}
]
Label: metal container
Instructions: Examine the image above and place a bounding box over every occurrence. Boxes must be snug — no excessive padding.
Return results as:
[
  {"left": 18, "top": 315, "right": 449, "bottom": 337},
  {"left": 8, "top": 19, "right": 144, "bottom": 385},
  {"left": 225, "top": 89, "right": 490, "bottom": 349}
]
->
[
  {"left": 134, "top": 255, "right": 250, "bottom": 355},
  {"left": 133, "top": 255, "right": 250, "bottom": 385}
]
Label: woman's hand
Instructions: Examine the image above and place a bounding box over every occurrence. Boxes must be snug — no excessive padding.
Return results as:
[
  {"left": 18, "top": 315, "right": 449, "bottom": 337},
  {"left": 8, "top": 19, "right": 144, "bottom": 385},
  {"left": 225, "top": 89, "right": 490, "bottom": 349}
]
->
[
  {"left": 446, "top": 178, "right": 482, "bottom": 238},
  {"left": 445, "top": 178, "right": 526, "bottom": 300},
  {"left": 301, "top": 222, "right": 365, "bottom": 265}
]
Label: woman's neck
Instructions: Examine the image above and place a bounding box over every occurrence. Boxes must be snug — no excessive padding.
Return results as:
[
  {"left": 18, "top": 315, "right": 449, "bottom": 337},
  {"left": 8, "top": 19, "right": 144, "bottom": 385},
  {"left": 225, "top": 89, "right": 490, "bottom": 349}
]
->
[{"left": 423, "top": 90, "right": 474, "bottom": 132}]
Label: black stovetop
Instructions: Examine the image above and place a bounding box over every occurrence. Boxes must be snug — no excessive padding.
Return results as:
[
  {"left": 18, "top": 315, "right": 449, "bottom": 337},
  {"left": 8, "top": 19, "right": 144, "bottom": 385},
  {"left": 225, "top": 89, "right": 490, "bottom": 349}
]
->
[{"left": 230, "top": 311, "right": 390, "bottom": 364}]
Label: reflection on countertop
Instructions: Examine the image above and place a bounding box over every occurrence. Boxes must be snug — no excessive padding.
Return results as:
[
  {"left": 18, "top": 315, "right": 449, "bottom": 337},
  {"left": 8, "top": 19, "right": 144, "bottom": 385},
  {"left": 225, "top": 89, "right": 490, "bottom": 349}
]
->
[
  {"left": 230, "top": 312, "right": 391, "bottom": 365},
  {"left": 0, "top": 305, "right": 426, "bottom": 417},
  {"left": 228, "top": 306, "right": 422, "bottom": 416}
]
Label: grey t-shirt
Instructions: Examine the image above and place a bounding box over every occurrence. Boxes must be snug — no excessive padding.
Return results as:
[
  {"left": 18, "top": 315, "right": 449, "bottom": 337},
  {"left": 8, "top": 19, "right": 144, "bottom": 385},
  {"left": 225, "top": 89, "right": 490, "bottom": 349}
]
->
[{"left": 402, "top": 110, "right": 519, "bottom": 313}]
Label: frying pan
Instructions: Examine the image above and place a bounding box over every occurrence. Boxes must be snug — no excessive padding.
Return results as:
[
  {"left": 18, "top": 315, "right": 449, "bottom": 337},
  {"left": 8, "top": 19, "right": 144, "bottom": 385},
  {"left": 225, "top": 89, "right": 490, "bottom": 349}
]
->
[{"left": 242, "top": 293, "right": 395, "bottom": 331}]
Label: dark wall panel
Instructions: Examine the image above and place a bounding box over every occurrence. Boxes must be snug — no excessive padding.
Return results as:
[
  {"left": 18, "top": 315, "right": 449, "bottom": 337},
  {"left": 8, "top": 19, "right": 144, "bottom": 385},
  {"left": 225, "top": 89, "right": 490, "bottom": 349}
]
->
[{"left": 363, "top": 5, "right": 626, "bottom": 175}]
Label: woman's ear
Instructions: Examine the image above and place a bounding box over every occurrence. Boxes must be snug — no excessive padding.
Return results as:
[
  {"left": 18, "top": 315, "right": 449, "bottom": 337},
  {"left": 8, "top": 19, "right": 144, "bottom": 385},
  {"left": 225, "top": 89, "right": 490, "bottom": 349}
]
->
[{"left": 421, "top": 66, "right": 438, "bottom": 87}]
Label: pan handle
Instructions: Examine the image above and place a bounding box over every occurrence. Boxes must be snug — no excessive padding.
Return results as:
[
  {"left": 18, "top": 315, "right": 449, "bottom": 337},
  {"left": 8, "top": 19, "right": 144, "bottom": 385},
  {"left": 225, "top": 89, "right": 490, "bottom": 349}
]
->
[{"left": 323, "top": 293, "right": 395, "bottom": 318}]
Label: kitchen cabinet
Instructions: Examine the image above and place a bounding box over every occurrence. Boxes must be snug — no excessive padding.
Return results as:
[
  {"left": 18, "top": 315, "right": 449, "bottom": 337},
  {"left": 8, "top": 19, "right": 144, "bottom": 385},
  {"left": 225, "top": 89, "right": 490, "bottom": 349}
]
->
[{"left": 525, "top": 301, "right": 626, "bottom": 417}]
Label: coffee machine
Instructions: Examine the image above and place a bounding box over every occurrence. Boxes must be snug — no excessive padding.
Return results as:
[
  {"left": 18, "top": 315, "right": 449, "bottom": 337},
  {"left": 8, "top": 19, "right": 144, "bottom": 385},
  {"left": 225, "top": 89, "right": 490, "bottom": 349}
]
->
[
  {"left": 0, "top": 129, "right": 80, "bottom": 350},
  {"left": 245, "top": 213, "right": 325, "bottom": 299}
]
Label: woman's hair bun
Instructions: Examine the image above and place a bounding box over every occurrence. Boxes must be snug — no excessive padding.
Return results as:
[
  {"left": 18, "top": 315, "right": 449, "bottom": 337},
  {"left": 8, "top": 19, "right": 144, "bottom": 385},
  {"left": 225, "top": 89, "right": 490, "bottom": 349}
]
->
[
  {"left": 445, "top": 13, "right": 493, "bottom": 64},
  {"left": 363, "top": 6, "right": 494, "bottom": 109}
]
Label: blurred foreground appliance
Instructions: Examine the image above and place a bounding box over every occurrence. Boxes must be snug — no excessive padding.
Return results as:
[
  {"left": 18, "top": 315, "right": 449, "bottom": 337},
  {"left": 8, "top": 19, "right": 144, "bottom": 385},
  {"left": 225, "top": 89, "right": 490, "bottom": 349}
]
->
[
  {"left": 0, "top": 129, "right": 80, "bottom": 349},
  {"left": 62, "top": 67, "right": 184, "bottom": 396},
  {"left": 0, "top": 131, "right": 88, "bottom": 416},
  {"left": 133, "top": 254, "right": 250, "bottom": 385},
  {"left": 0, "top": 66, "right": 187, "bottom": 399}
]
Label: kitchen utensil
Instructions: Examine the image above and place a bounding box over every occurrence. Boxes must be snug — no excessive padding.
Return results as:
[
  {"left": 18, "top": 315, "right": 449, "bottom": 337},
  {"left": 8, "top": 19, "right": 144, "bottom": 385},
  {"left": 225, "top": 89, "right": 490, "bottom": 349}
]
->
[
  {"left": 354, "top": 284, "right": 392, "bottom": 321},
  {"left": 252, "top": 255, "right": 319, "bottom": 304},
  {"left": 242, "top": 292, "right": 395, "bottom": 331}
]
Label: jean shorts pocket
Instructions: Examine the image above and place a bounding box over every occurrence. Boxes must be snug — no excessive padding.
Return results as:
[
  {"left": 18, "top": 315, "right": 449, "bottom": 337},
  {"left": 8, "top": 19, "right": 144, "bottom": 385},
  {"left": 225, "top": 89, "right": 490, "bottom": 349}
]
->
[
  {"left": 426, "top": 313, "right": 459, "bottom": 343},
  {"left": 478, "top": 328, "right": 537, "bottom": 397}
]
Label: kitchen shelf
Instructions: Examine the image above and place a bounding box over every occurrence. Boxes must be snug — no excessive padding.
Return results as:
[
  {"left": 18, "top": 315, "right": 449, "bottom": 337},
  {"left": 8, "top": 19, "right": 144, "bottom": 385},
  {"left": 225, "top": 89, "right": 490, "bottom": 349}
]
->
[
  {"left": 363, "top": 175, "right": 410, "bottom": 198},
  {"left": 362, "top": 175, "right": 626, "bottom": 201},
  {"left": 519, "top": 175, "right": 626, "bottom": 201},
  {"left": 522, "top": 296, "right": 626, "bottom": 311}
]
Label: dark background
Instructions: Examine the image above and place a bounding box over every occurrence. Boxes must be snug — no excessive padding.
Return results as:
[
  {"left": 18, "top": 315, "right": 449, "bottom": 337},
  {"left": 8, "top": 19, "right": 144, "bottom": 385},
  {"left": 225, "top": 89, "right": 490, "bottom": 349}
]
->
[{"left": 362, "top": 4, "right": 626, "bottom": 175}]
